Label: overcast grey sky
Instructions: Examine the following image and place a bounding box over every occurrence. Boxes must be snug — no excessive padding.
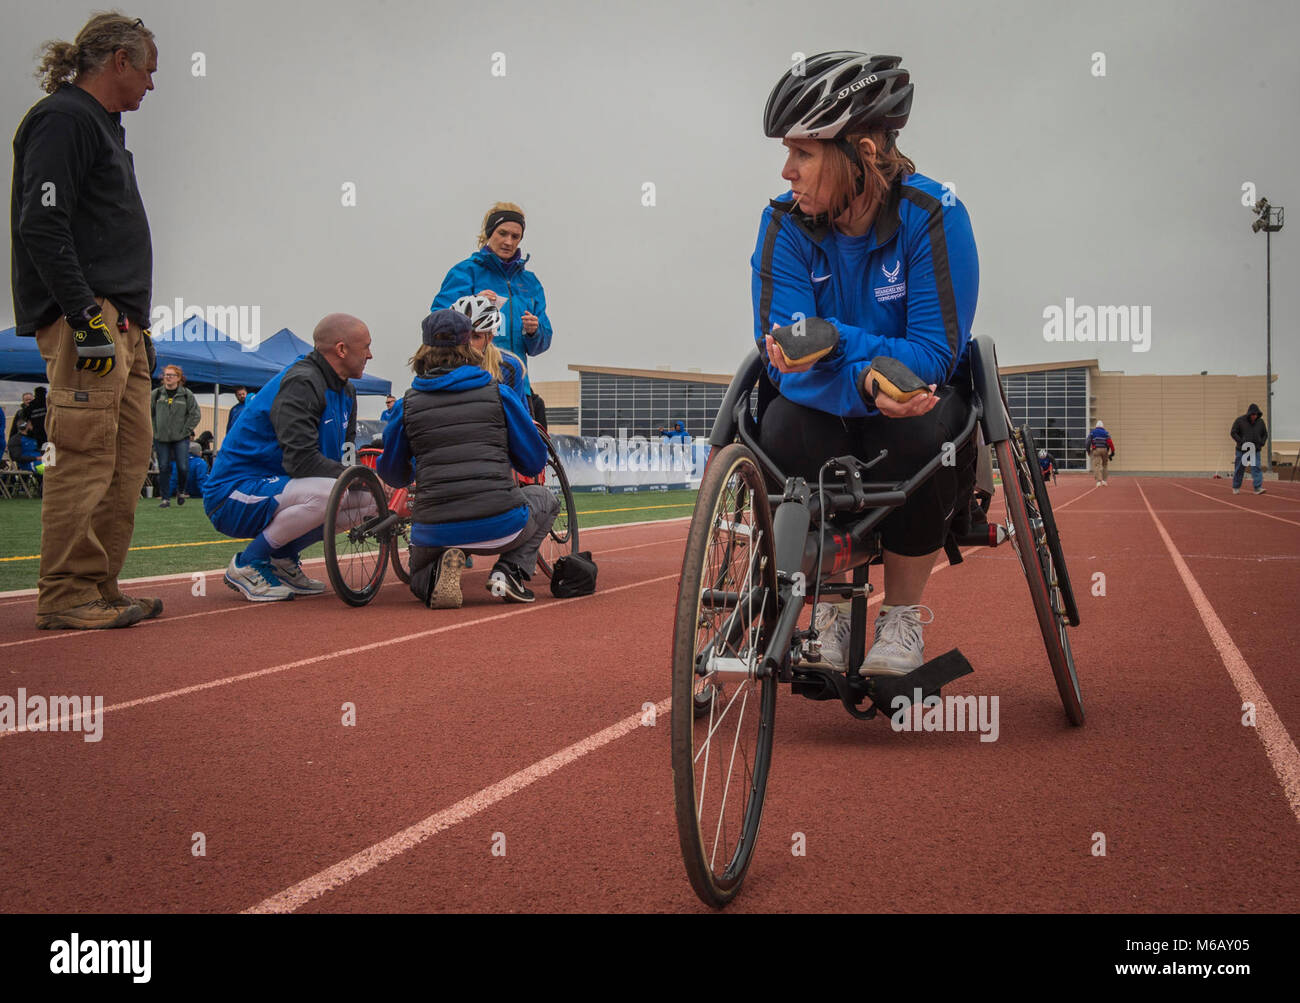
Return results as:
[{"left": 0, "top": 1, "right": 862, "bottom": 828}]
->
[{"left": 3, "top": 0, "right": 1297, "bottom": 432}]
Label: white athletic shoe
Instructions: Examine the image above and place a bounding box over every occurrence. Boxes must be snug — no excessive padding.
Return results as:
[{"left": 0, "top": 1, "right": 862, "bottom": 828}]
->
[
  {"left": 269, "top": 555, "right": 327, "bottom": 596},
  {"left": 224, "top": 555, "right": 294, "bottom": 602},
  {"left": 861, "top": 604, "right": 934, "bottom": 677},
  {"left": 811, "top": 602, "right": 851, "bottom": 670}
]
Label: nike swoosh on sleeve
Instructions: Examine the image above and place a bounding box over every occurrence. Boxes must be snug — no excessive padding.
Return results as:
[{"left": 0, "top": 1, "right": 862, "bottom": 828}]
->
[{"left": 811, "top": 273, "right": 831, "bottom": 283}]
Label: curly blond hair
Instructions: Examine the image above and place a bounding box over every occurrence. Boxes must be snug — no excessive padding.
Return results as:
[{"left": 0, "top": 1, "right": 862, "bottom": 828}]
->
[{"left": 35, "top": 12, "right": 154, "bottom": 94}]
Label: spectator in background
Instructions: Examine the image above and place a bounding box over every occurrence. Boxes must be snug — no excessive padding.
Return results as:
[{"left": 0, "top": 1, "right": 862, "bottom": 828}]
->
[
  {"left": 226, "top": 386, "right": 248, "bottom": 433},
  {"left": 9, "top": 392, "right": 34, "bottom": 438},
  {"left": 1230, "top": 403, "right": 1268, "bottom": 495},
  {"left": 25, "top": 386, "right": 48, "bottom": 444},
  {"left": 151, "top": 364, "right": 199, "bottom": 508},
  {"left": 380, "top": 394, "right": 397, "bottom": 421},
  {"left": 1085, "top": 421, "right": 1114, "bottom": 486},
  {"left": 7, "top": 417, "right": 42, "bottom": 472},
  {"left": 195, "top": 430, "right": 215, "bottom": 467}
]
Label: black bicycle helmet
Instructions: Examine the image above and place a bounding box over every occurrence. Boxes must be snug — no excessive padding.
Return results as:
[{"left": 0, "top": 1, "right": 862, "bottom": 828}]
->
[{"left": 763, "top": 51, "right": 912, "bottom": 141}]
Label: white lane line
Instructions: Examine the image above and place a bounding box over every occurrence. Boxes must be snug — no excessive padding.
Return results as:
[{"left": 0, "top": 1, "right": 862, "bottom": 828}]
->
[
  {"left": 1137, "top": 481, "right": 1300, "bottom": 823},
  {"left": 1172, "top": 483, "right": 1300, "bottom": 528},
  {"left": 0, "top": 572, "right": 680, "bottom": 739},
  {"left": 252, "top": 544, "right": 989, "bottom": 912},
  {"left": 244, "top": 697, "right": 674, "bottom": 914}
]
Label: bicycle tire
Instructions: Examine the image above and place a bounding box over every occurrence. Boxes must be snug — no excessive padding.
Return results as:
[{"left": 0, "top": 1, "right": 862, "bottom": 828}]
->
[
  {"left": 1018, "top": 425, "right": 1079, "bottom": 626},
  {"left": 535, "top": 433, "right": 579, "bottom": 580},
  {"left": 996, "top": 431, "right": 1085, "bottom": 725},
  {"left": 671, "top": 443, "right": 778, "bottom": 907},
  {"left": 324, "top": 465, "right": 391, "bottom": 607}
]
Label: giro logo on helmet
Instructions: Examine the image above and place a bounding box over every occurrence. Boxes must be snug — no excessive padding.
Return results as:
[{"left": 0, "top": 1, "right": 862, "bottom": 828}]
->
[{"left": 837, "top": 74, "right": 878, "bottom": 100}]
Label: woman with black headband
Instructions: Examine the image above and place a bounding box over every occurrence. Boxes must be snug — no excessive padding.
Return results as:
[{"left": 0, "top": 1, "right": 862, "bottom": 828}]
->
[{"left": 431, "top": 202, "right": 554, "bottom": 414}]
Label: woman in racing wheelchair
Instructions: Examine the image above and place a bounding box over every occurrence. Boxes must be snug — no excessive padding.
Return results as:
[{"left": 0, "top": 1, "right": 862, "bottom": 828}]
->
[{"left": 753, "top": 50, "right": 979, "bottom": 678}]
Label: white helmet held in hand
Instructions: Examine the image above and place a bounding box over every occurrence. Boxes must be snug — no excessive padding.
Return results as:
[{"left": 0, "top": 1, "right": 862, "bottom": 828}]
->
[{"left": 451, "top": 295, "right": 503, "bottom": 334}]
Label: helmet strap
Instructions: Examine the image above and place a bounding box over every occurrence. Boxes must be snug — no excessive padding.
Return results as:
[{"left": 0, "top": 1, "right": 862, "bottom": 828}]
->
[{"left": 834, "top": 137, "right": 866, "bottom": 197}]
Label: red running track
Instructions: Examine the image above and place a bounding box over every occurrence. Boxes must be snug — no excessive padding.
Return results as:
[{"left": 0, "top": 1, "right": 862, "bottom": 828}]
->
[{"left": 0, "top": 478, "right": 1297, "bottom": 913}]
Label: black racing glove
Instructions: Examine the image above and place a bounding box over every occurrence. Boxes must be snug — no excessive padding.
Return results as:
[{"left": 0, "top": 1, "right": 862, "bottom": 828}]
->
[{"left": 68, "top": 306, "right": 116, "bottom": 377}]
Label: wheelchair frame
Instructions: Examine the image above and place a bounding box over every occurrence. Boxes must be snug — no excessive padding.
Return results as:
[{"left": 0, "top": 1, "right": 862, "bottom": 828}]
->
[{"left": 670, "top": 335, "right": 1084, "bottom": 907}]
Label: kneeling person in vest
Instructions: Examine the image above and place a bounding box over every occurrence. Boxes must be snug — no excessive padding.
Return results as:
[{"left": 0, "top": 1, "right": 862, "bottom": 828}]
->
[
  {"left": 205, "top": 314, "right": 376, "bottom": 601},
  {"left": 379, "top": 309, "right": 558, "bottom": 608}
]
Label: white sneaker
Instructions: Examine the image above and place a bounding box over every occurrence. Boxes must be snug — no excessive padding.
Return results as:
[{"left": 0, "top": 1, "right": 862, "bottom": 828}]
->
[
  {"left": 861, "top": 604, "right": 934, "bottom": 677},
  {"left": 269, "top": 555, "right": 327, "bottom": 596},
  {"left": 224, "top": 555, "right": 294, "bottom": 602},
  {"left": 1233, "top": 488, "right": 1240, "bottom": 494},
  {"left": 811, "top": 602, "right": 852, "bottom": 669}
]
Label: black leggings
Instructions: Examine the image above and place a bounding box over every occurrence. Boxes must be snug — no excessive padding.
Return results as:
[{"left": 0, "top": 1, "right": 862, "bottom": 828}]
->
[{"left": 757, "top": 385, "right": 976, "bottom": 557}]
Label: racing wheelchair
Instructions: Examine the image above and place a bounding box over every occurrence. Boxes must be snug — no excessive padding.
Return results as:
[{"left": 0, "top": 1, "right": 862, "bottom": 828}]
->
[
  {"left": 322, "top": 427, "right": 580, "bottom": 606},
  {"left": 670, "top": 334, "right": 1083, "bottom": 907}
]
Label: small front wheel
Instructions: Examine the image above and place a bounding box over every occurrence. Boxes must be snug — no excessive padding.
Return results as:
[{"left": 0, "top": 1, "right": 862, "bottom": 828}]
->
[
  {"left": 671, "top": 443, "right": 778, "bottom": 907},
  {"left": 324, "top": 465, "right": 391, "bottom": 607}
]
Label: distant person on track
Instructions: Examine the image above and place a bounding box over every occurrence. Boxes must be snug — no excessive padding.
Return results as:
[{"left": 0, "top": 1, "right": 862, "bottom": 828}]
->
[
  {"left": 378, "top": 309, "right": 557, "bottom": 609},
  {"left": 1085, "top": 421, "right": 1114, "bottom": 486},
  {"left": 1230, "top": 403, "right": 1268, "bottom": 495},
  {"left": 1038, "top": 447, "right": 1057, "bottom": 484},
  {"left": 205, "top": 314, "right": 376, "bottom": 602},
  {"left": 151, "top": 364, "right": 199, "bottom": 508},
  {"left": 11, "top": 13, "right": 161, "bottom": 631},
  {"left": 380, "top": 395, "right": 397, "bottom": 421},
  {"left": 431, "top": 202, "right": 554, "bottom": 423},
  {"left": 753, "top": 51, "right": 979, "bottom": 677}
]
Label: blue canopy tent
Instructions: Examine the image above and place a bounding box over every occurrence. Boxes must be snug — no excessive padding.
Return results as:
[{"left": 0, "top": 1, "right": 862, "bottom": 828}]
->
[
  {"left": 256, "top": 328, "right": 393, "bottom": 397},
  {"left": 0, "top": 327, "right": 48, "bottom": 381}
]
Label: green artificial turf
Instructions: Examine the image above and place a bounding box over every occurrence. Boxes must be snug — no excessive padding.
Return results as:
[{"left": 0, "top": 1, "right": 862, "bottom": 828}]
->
[{"left": 0, "top": 489, "right": 697, "bottom": 593}]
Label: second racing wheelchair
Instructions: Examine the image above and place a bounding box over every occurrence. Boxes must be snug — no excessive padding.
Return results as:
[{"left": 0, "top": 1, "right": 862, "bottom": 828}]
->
[{"left": 670, "top": 331, "right": 1083, "bottom": 907}]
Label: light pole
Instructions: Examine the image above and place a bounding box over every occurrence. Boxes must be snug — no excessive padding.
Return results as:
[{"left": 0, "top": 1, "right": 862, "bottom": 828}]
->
[{"left": 1251, "top": 197, "right": 1284, "bottom": 470}]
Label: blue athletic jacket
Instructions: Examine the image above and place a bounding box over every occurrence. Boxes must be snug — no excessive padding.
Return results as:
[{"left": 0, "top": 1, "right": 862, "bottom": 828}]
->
[
  {"left": 205, "top": 352, "right": 354, "bottom": 508},
  {"left": 378, "top": 365, "right": 546, "bottom": 547},
  {"left": 751, "top": 172, "right": 978, "bottom": 417},
  {"left": 431, "top": 248, "right": 553, "bottom": 395}
]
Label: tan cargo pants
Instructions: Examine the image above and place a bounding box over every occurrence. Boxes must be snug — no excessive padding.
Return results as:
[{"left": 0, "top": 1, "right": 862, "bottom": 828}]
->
[{"left": 33, "top": 299, "right": 153, "bottom": 613}]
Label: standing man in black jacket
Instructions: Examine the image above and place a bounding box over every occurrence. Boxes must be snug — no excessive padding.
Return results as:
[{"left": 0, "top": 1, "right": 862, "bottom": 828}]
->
[
  {"left": 10, "top": 13, "right": 161, "bottom": 630},
  {"left": 1230, "top": 403, "right": 1269, "bottom": 495}
]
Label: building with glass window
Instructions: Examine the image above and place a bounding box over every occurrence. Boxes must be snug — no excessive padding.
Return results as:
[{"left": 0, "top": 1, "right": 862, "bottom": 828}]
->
[{"left": 539, "top": 361, "right": 1282, "bottom": 474}]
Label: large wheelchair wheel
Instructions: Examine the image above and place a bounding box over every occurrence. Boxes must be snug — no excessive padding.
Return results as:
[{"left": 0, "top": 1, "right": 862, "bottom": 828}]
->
[
  {"left": 324, "top": 465, "right": 391, "bottom": 607},
  {"left": 535, "top": 433, "right": 579, "bottom": 580},
  {"left": 671, "top": 443, "right": 778, "bottom": 907},
  {"left": 996, "top": 426, "right": 1085, "bottom": 725}
]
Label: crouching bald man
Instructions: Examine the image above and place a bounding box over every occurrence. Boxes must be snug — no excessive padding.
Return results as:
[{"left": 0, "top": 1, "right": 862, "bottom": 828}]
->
[{"left": 204, "top": 314, "right": 375, "bottom": 601}]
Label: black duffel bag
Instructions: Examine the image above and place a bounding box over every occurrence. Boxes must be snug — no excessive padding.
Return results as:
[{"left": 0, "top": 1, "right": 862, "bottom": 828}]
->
[{"left": 550, "top": 550, "right": 597, "bottom": 598}]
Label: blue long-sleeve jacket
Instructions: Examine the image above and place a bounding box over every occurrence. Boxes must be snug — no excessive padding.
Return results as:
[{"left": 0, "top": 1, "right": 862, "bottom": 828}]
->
[
  {"left": 751, "top": 172, "right": 978, "bottom": 417},
  {"left": 431, "top": 248, "right": 553, "bottom": 395}
]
